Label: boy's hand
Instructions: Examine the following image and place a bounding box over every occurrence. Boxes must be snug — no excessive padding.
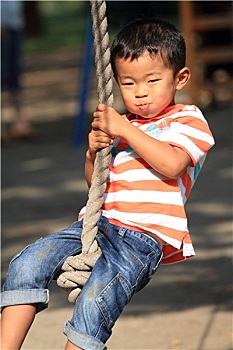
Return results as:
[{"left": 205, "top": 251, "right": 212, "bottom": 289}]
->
[
  {"left": 92, "top": 104, "right": 126, "bottom": 138},
  {"left": 86, "top": 104, "right": 121, "bottom": 187},
  {"left": 88, "top": 128, "right": 113, "bottom": 156}
]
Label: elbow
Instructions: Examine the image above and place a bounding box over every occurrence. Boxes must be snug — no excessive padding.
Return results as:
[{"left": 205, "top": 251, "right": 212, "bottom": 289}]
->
[
  {"left": 168, "top": 170, "right": 185, "bottom": 179},
  {"left": 159, "top": 162, "right": 190, "bottom": 179}
]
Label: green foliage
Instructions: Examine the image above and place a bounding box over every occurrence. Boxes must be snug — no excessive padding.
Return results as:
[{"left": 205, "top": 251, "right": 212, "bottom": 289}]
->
[{"left": 25, "top": 1, "right": 88, "bottom": 53}]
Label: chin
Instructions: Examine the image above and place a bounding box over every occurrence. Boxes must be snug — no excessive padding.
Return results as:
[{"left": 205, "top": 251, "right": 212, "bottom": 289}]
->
[{"left": 140, "top": 112, "right": 156, "bottom": 119}]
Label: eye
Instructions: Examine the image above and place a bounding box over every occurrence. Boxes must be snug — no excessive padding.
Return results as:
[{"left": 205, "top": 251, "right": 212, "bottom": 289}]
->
[
  {"left": 122, "top": 82, "right": 134, "bottom": 86},
  {"left": 148, "top": 79, "right": 159, "bottom": 83}
]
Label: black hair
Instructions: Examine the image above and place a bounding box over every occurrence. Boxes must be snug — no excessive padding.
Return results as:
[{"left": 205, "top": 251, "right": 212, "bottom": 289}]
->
[{"left": 111, "top": 18, "right": 186, "bottom": 76}]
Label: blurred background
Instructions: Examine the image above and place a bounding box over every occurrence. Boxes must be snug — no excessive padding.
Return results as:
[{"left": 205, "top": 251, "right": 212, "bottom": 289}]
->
[
  {"left": 1, "top": 1, "right": 232, "bottom": 130},
  {"left": 1, "top": 1, "right": 232, "bottom": 349}
]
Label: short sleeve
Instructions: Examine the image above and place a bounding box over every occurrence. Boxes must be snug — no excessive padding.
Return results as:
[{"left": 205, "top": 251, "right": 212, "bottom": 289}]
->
[{"left": 159, "top": 106, "right": 215, "bottom": 166}]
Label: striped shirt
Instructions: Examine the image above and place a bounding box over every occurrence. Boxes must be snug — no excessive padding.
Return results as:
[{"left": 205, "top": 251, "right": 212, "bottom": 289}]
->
[{"left": 79, "top": 104, "right": 215, "bottom": 264}]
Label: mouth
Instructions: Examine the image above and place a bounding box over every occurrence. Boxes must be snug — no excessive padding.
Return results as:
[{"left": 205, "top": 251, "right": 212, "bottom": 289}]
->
[{"left": 137, "top": 103, "right": 150, "bottom": 110}]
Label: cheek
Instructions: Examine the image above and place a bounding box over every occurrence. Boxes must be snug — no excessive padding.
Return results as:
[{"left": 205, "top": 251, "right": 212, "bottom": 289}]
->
[
  {"left": 120, "top": 90, "right": 132, "bottom": 105},
  {"left": 153, "top": 85, "right": 175, "bottom": 100}
]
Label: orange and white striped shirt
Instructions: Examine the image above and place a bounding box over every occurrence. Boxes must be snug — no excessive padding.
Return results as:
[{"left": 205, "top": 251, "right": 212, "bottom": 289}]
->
[{"left": 79, "top": 104, "right": 215, "bottom": 264}]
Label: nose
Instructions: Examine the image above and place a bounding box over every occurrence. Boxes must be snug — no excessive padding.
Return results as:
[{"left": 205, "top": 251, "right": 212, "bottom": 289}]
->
[{"left": 135, "top": 84, "right": 148, "bottom": 98}]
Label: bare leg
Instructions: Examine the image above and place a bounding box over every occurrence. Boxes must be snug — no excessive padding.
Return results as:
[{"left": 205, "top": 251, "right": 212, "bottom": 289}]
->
[
  {"left": 1, "top": 304, "right": 36, "bottom": 350},
  {"left": 11, "top": 91, "right": 37, "bottom": 138},
  {"left": 65, "top": 340, "right": 82, "bottom": 350},
  {"left": 1, "top": 90, "right": 37, "bottom": 142}
]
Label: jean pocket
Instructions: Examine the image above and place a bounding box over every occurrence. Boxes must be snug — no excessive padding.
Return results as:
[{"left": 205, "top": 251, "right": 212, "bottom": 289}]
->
[
  {"left": 96, "top": 273, "right": 131, "bottom": 329},
  {"left": 137, "top": 247, "right": 163, "bottom": 292}
]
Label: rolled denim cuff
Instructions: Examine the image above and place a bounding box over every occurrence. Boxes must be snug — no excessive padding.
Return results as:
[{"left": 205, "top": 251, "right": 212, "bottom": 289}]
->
[
  {"left": 64, "top": 321, "right": 107, "bottom": 350},
  {"left": 1, "top": 289, "right": 49, "bottom": 313}
]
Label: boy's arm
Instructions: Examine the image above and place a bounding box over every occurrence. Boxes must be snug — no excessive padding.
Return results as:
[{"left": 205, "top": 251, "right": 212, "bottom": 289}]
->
[
  {"left": 85, "top": 127, "right": 113, "bottom": 187},
  {"left": 121, "top": 123, "right": 191, "bottom": 178},
  {"left": 92, "top": 104, "right": 191, "bottom": 179},
  {"left": 85, "top": 150, "right": 96, "bottom": 188}
]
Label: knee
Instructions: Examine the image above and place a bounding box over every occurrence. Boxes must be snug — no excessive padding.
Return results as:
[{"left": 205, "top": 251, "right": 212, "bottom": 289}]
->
[{"left": 4, "top": 247, "right": 41, "bottom": 290}]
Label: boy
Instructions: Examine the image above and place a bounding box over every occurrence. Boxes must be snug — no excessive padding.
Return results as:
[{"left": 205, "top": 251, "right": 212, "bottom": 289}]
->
[{"left": 1, "top": 18, "right": 214, "bottom": 350}]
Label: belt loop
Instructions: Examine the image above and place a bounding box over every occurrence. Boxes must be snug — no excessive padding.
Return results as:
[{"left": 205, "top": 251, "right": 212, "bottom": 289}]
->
[{"left": 118, "top": 227, "right": 127, "bottom": 238}]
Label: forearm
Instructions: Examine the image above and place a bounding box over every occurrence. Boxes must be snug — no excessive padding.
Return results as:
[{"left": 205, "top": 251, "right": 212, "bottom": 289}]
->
[
  {"left": 120, "top": 122, "right": 190, "bottom": 178},
  {"left": 91, "top": 104, "right": 190, "bottom": 178},
  {"left": 85, "top": 150, "right": 96, "bottom": 188}
]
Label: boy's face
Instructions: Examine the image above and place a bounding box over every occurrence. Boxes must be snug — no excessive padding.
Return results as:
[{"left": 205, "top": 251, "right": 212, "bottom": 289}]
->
[{"left": 114, "top": 51, "right": 179, "bottom": 118}]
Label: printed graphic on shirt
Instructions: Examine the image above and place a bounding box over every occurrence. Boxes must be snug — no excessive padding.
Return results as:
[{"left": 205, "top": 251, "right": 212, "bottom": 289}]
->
[
  {"left": 111, "top": 138, "right": 133, "bottom": 157},
  {"left": 193, "top": 162, "right": 201, "bottom": 181},
  {"left": 111, "top": 120, "right": 169, "bottom": 158},
  {"left": 144, "top": 122, "right": 169, "bottom": 138}
]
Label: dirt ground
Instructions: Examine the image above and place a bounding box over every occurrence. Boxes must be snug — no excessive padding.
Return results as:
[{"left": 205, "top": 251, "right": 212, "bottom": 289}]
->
[{"left": 1, "top": 48, "right": 232, "bottom": 350}]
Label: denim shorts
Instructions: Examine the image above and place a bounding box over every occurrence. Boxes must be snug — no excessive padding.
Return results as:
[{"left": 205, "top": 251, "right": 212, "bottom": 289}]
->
[{"left": 1, "top": 216, "right": 162, "bottom": 349}]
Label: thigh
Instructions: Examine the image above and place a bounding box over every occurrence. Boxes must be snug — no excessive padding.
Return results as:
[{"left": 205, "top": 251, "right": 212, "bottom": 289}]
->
[
  {"left": 4, "top": 221, "right": 83, "bottom": 290},
  {"left": 69, "top": 220, "right": 163, "bottom": 345}
]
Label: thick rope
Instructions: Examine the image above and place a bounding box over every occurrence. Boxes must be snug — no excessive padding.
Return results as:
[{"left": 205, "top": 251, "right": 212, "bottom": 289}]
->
[{"left": 57, "top": 0, "right": 113, "bottom": 304}]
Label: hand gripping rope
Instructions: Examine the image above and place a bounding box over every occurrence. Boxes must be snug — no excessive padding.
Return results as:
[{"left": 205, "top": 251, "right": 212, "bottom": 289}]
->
[{"left": 57, "top": 0, "right": 113, "bottom": 304}]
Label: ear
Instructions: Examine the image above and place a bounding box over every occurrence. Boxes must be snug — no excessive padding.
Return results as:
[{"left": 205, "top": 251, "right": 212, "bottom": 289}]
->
[{"left": 175, "top": 67, "right": 191, "bottom": 91}]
